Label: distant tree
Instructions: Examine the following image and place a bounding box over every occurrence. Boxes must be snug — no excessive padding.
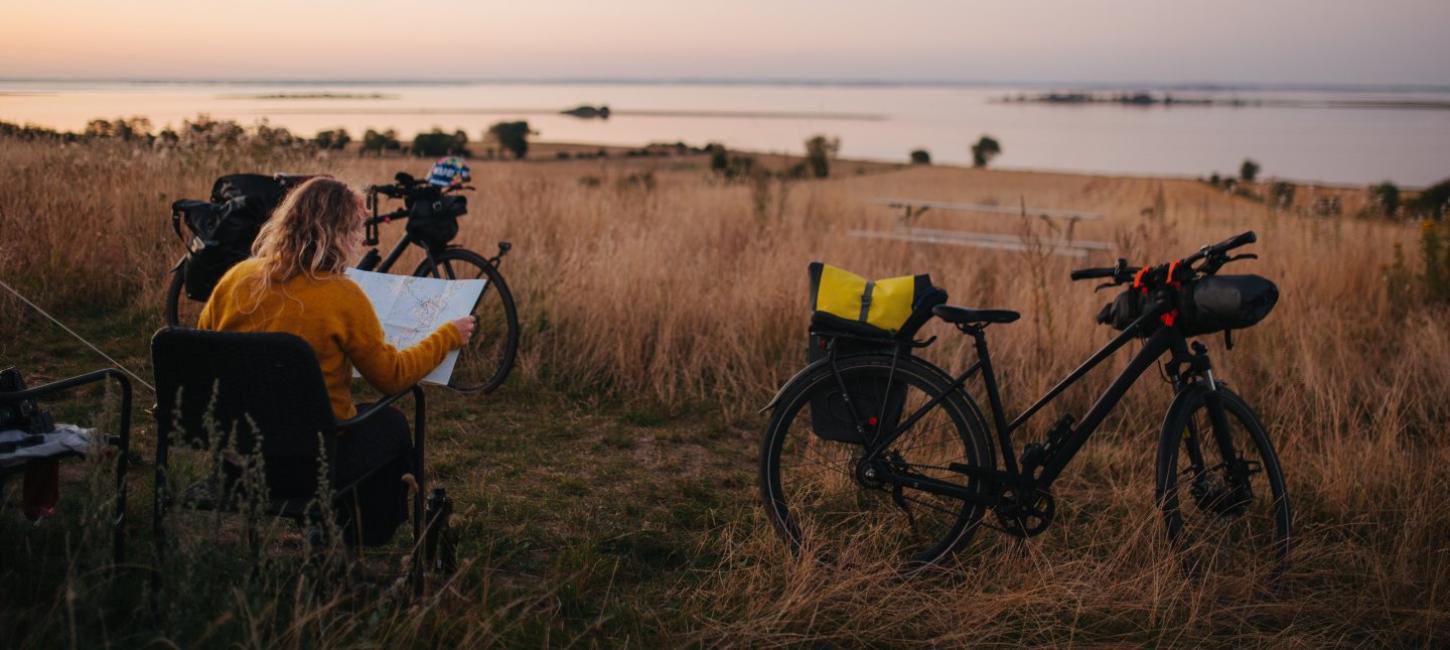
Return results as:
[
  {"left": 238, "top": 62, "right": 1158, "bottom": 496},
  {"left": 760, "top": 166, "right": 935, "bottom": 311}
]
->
[
  {"left": 706, "top": 143, "right": 730, "bottom": 175},
  {"left": 971, "top": 135, "right": 1001, "bottom": 168},
  {"left": 1240, "top": 158, "right": 1261, "bottom": 182},
  {"left": 487, "top": 121, "right": 533, "bottom": 159},
  {"left": 1370, "top": 181, "right": 1401, "bottom": 217},
  {"left": 804, "top": 134, "right": 840, "bottom": 178},
  {"left": 83, "top": 116, "right": 152, "bottom": 141},
  {"left": 910, "top": 149, "right": 932, "bottom": 165},
  {"left": 411, "top": 129, "right": 470, "bottom": 157},
  {"left": 313, "top": 128, "right": 352, "bottom": 150},
  {"left": 181, "top": 114, "right": 246, "bottom": 147},
  {"left": 1412, "top": 178, "right": 1450, "bottom": 220},
  {"left": 361, "top": 128, "right": 401, "bottom": 156},
  {"left": 1209, "top": 172, "right": 1222, "bottom": 186}
]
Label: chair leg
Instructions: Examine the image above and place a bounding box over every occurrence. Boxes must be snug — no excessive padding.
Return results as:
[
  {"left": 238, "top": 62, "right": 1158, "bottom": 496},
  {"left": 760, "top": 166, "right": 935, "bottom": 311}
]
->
[
  {"left": 113, "top": 431, "right": 129, "bottom": 566},
  {"left": 150, "top": 428, "right": 169, "bottom": 621},
  {"left": 113, "top": 378, "right": 132, "bottom": 566},
  {"left": 411, "top": 387, "right": 426, "bottom": 596}
]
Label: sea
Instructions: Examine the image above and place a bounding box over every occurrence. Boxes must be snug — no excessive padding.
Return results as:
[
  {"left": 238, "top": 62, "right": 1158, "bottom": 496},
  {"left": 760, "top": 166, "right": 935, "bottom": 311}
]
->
[{"left": 2, "top": 79, "right": 1448, "bottom": 186}]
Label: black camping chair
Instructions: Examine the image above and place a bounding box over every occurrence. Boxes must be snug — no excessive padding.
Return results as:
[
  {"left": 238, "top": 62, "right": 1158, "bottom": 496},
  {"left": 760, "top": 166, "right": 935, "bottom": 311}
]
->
[
  {"left": 149, "top": 328, "right": 427, "bottom": 591},
  {"left": 0, "top": 369, "right": 133, "bottom": 563}
]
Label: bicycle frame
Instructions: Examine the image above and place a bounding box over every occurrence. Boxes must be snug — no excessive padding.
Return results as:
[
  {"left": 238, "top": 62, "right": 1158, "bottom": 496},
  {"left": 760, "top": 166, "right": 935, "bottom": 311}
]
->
[
  {"left": 362, "top": 231, "right": 439, "bottom": 274},
  {"left": 855, "top": 300, "right": 1208, "bottom": 502}
]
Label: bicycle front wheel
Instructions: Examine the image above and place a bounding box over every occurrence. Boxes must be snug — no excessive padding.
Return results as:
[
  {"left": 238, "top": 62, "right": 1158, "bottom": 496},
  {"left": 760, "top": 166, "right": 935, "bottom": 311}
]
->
[
  {"left": 412, "top": 247, "right": 519, "bottom": 394},
  {"left": 760, "top": 354, "right": 994, "bottom": 570},
  {"left": 1157, "top": 385, "right": 1291, "bottom": 580}
]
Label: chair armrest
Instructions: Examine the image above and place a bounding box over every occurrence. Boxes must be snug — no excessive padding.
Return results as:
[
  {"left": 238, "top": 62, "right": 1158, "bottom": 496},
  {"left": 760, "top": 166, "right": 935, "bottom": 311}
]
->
[
  {"left": 0, "top": 368, "right": 133, "bottom": 445},
  {"left": 333, "top": 384, "right": 423, "bottom": 431}
]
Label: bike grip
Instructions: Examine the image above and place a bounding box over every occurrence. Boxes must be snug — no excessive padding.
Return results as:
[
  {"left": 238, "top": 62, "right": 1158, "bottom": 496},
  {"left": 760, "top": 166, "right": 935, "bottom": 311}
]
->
[
  {"left": 1220, "top": 231, "right": 1256, "bottom": 251},
  {"left": 1070, "top": 267, "right": 1117, "bottom": 281}
]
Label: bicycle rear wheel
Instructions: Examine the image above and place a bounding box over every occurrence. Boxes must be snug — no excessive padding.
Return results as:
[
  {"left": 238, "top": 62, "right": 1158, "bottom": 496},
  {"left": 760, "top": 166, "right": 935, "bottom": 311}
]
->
[
  {"left": 412, "top": 247, "right": 519, "bottom": 394},
  {"left": 1157, "top": 385, "right": 1291, "bottom": 580},
  {"left": 760, "top": 354, "right": 994, "bottom": 570},
  {"left": 164, "top": 258, "right": 206, "bottom": 328}
]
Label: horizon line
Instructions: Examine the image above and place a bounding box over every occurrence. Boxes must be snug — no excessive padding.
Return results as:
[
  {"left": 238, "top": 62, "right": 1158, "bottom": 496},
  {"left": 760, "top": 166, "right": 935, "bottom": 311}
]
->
[{"left": 3, "top": 76, "right": 1450, "bottom": 93}]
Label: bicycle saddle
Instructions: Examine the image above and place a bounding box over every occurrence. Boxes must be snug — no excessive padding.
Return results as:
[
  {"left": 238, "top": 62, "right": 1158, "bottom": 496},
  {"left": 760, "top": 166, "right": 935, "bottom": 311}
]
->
[{"left": 932, "top": 304, "right": 1021, "bottom": 325}]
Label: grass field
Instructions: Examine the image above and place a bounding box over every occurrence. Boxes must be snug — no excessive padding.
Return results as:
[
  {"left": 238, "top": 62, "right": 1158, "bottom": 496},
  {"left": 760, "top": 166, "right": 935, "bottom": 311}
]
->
[{"left": 2, "top": 137, "right": 1447, "bottom": 647}]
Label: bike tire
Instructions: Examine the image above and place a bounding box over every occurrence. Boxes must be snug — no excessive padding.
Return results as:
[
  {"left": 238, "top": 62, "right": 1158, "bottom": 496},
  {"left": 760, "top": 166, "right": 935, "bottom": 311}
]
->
[
  {"left": 760, "top": 353, "right": 995, "bottom": 570},
  {"left": 1156, "top": 385, "right": 1291, "bottom": 578},
  {"left": 412, "top": 247, "right": 519, "bottom": 394},
  {"left": 163, "top": 257, "right": 199, "bottom": 328}
]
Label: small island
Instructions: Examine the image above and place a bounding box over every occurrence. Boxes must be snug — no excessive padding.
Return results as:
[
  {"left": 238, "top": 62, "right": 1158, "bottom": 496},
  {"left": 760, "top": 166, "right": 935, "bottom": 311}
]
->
[{"left": 561, "top": 104, "right": 611, "bottom": 119}]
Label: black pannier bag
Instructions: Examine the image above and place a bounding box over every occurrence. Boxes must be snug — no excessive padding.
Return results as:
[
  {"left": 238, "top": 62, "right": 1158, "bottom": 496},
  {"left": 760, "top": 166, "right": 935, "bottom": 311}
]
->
[
  {"left": 1179, "top": 274, "right": 1278, "bottom": 336},
  {"left": 805, "top": 263, "right": 947, "bottom": 444},
  {"left": 405, "top": 189, "right": 467, "bottom": 248},
  {"left": 171, "top": 174, "right": 291, "bottom": 301}
]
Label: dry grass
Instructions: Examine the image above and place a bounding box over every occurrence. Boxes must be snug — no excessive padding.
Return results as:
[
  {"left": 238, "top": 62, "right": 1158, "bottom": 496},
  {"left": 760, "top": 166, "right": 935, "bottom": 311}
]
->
[{"left": 2, "top": 137, "right": 1447, "bottom": 647}]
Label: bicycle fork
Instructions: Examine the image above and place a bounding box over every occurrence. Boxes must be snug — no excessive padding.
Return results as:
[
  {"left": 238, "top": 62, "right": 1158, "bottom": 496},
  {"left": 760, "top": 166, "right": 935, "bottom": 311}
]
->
[{"left": 1168, "top": 341, "right": 1254, "bottom": 510}]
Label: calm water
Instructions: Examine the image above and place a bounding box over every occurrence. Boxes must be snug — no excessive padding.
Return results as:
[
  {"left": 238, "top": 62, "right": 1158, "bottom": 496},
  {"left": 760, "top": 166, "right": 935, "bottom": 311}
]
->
[{"left": 3, "top": 81, "right": 1448, "bottom": 186}]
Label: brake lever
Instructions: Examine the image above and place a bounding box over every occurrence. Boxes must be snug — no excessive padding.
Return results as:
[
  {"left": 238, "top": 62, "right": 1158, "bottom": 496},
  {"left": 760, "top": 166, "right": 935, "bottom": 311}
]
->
[
  {"left": 1094, "top": 282, "right": 1118, "bottom": 293},
  {"left": 1227, "top": 253, "right": 1258, "bottom": 262}
]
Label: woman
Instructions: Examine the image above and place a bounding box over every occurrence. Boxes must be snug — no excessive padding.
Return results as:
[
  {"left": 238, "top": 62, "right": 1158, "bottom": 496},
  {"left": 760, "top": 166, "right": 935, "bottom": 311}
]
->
[{"left": 198, "top": 177, "right": 474, "bottom": 546}]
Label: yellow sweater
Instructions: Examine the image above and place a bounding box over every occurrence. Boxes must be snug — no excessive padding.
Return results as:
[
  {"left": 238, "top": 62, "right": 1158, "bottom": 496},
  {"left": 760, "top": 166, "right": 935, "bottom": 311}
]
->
[{"left": 197, "top": 258, "right": 462, "bottom": 419}]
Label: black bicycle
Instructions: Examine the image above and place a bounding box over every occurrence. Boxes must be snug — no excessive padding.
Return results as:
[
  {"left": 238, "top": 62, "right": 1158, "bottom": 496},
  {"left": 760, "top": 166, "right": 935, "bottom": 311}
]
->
[
  {"left": 164, "top": 172, "right": 519, "bottom": 394},
  {"left": 759, "top": 232, "right": 1290, "bottom": 576}
]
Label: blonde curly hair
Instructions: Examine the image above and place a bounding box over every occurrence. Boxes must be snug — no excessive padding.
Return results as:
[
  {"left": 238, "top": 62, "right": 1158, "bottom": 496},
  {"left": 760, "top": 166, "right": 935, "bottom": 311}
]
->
[{"left": 250, "top": 176, "right": 363, "bottom": 290}]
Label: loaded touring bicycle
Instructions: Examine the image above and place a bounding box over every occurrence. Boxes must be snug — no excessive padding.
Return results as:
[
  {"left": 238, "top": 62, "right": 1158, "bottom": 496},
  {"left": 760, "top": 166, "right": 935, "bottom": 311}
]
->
[{"left": 760, "top": 231, "right": 1290, "bottom": 576}]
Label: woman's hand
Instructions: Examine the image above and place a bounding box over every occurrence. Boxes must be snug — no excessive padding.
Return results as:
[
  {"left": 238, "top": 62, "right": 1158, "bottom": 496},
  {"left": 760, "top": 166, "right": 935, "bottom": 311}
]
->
[{"left": 450, "top": 315, "right": 476, "bottom": 342}]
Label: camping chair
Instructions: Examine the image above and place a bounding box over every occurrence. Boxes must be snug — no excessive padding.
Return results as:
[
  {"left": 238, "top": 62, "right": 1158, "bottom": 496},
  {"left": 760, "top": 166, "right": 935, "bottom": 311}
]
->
[
  {"left": 0, "top": 368, "right": 133, "bottom": 563},
  {"left": 149, "top": 328, "right": 427, "bottom": 591}
]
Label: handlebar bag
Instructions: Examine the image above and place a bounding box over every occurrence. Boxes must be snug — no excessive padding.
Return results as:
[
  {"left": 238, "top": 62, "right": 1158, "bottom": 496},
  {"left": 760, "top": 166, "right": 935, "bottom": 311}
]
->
[
  {"left": 1180, "top": 274, "right": 1278, "bottom": 336},
  {"left": 1096, "top": 288, "right": 1145, "bottom": 332},
  {"left": 805, "top": 262, "right": 945, "bottom": 444},
  {"left": 405, "top": 192, "right": 467, "bottom": 247}
]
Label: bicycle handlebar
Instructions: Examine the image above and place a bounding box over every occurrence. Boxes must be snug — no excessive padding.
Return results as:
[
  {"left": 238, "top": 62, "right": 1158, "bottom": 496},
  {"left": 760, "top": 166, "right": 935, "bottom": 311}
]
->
[
  {"left": 1069, "top": 267, "right": 1118, "bottom": 281},
  {"left": 1069, "top": 231, "right": 1257, "bottom": 287}
]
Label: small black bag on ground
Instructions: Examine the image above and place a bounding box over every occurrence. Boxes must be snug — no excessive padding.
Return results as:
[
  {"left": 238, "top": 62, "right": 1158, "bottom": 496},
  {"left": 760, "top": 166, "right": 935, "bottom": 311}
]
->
[
  {"left": 171, "top": 174, "right": 292, "bottom": 301},
  {"left": 804, "top": 263, "right": 947, "bottom": 444},
  {"left": 1179, "top": 274, "right": 1278, "bottom": 335},
  {"left": 405, "top": 189, "right": 467, "bottom": 248}
]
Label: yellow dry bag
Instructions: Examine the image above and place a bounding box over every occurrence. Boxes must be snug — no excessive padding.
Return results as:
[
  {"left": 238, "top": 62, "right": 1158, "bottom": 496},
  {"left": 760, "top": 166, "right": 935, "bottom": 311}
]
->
[{"left": 808, "top": 262, "right": 935, "bottom": 334}]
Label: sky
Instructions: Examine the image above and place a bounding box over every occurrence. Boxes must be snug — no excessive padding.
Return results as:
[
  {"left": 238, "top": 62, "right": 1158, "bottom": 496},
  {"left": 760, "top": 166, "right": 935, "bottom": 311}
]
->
[{"left": 2, "top": 0, "right": 1448, "bottom": 86}]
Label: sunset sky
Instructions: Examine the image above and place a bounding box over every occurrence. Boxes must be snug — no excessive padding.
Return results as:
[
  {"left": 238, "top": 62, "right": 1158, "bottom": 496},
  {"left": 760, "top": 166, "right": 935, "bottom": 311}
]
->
[{"left": 2, "top": 0, "right": 1448, "bottom": 85}]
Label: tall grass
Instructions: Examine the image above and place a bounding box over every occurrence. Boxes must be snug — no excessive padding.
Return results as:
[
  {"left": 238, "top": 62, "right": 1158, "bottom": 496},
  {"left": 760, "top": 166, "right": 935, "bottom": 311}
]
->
[{"left": 2, "top": 137, "right": 1447, "bottom": 645}]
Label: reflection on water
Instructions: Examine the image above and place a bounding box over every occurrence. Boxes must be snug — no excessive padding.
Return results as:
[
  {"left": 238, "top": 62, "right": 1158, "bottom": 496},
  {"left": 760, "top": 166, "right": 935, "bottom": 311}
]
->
[{"left": 2, "top": 81, "right": 1447, "bottom": 185}]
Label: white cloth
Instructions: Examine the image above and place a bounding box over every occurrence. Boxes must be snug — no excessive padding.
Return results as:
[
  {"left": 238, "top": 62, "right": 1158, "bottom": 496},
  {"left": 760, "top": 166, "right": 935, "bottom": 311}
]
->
[{"left": 0, "top": 424, "right": 92, "bottom": 468}]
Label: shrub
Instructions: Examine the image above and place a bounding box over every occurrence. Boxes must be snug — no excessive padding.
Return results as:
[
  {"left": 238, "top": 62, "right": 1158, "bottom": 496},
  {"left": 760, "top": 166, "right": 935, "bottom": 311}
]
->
[
  {"left": 616, "top": 171, "right": 656, "bottom": 192},
  {"left": 1369, "top": 182, "right": 1400, "bottom": 218},
  {"left": 411, "top": 129, "right": 470, "bottom": 157},
  {"left": 1411, "top": 177, "right": 1450, "bottom": 220},
  {"left": 910, "top": 149, "right": 931, "bottom": 165},
  {"left": 803, "top": 135, "right": 839, "bottom": 178},
  {"left": 487, "top": 121, "right": 533, "bottom": 159},
  {"left": 360, "top": 128, "right": 401, "bottom": 156},
  {"left": 1270, "top": 181, "right": 1295, "bottom": 210},
  {"left": 1240, "top": 158, "right": 1260, "bottom": 182},
  {"left": 313, "top": 128, "right": 351, "bottom": 150},
  {"left": 83, "top": 117, "right": 152, "bottom": 141},
  {"left": 971, "top": 135, "right": 1001, "bottom": 168}
]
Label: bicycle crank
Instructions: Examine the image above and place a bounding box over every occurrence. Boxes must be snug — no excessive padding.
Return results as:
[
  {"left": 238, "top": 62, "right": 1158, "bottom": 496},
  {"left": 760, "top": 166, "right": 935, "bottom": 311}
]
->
[{"left": 993, "top": 487, "right": 1056, "bottom": 537}]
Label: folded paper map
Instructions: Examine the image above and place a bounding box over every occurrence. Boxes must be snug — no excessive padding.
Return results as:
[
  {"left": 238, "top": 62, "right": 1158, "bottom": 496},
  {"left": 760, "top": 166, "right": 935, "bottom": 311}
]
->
[{"left": 345, "top": 268, "right": 487, "bottom": 385}]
